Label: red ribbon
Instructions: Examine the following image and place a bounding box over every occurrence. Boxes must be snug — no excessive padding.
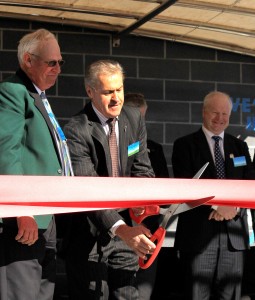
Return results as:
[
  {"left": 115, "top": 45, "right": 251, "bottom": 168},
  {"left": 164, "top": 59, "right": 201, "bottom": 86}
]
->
[{"left": 0, "top": 175, "right": 254, "bottom": 217}]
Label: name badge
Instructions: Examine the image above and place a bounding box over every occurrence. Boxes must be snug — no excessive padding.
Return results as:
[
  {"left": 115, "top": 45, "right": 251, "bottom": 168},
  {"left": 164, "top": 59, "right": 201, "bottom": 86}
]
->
[
  {"left": 233, "top": 156, "right": 247, "bottom": 167},
  {"left": 128, "top": 141, "right": 139, "bottom": 157}
]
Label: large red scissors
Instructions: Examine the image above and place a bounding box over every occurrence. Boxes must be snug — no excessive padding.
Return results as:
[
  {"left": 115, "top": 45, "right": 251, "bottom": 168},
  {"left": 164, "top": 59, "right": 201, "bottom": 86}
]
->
[{"left": 130, "top": 162, "right": 214, "bottom": 269}]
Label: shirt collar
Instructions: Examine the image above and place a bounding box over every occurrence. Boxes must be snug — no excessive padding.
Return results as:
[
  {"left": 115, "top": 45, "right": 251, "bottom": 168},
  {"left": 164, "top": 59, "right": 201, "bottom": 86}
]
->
[
  {"left": 32, "top": 83, "right": 43, "bottom": 96},
  {"left": 92, "top": 103, "right": 119, "bottom": 125},
  {"left": 202, "top": 125, "right": 224, "bottom": 140}
]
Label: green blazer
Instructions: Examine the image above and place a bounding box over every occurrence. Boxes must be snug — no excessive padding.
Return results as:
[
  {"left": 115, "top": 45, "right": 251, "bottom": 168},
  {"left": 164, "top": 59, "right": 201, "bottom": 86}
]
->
[{"left": 0, "top": 68, "right": 63, "bottom": 228}]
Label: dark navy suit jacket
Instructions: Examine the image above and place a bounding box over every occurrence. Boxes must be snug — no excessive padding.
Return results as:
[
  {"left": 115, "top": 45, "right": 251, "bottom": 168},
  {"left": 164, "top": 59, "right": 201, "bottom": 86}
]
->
[{"left": 172, "top": 128, "right": 255, "bottom": 253}]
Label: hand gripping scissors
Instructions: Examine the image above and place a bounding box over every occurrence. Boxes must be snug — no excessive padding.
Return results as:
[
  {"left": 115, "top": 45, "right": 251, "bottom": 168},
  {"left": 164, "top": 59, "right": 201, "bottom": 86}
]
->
[{"left": 129, "top": 162, "right": 214, "bottom": 269}]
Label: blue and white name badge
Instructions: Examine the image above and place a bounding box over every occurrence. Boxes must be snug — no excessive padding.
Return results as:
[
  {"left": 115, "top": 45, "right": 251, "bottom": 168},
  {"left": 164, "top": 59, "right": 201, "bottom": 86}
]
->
[
  {"left": 128, "top": 141, "right": 140, "bottom": 157},
  {"left": 232, "top": 156, "right": 247, "bottom": 167}
]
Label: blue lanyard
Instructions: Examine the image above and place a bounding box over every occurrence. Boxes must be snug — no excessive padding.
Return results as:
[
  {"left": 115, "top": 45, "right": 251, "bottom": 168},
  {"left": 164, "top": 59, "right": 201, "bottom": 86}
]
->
[{"left": 42, "top": 98, "right": 66, "bottom": 141}]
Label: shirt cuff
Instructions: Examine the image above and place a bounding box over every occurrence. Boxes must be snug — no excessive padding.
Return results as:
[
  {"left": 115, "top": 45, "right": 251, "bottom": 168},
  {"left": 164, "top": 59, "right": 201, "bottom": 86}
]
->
[
  {"left": 109, "top": 220, "right": 126, "bottom": 237},
  {"left": 211, "top": 206, "right": 240, "bottom": 213}
]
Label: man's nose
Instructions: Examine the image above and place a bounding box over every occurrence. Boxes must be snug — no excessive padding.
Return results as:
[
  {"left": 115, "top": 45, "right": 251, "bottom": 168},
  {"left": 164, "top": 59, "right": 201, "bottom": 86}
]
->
[
  {"left": 111, "top": 90, "right": 119, "bottom": 100},
  {"left": 55, "top": 63, "right": 61, "bottom": 73}
]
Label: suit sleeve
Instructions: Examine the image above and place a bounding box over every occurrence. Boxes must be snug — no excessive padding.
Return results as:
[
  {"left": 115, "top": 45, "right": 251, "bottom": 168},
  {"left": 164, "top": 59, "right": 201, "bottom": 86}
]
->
[
  {"left": 0, "top": 82, "right": 27, "bottom": 174},
  {"left": 172, "top": 137, "right": 195, "bottom": 178},
  {"left": 123, "top": 106, "right": 155, "bottom": 178}
]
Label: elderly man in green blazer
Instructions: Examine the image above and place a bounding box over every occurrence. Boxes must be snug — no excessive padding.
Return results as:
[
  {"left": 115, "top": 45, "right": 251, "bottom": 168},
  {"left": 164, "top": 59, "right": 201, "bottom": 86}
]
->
[{"left": 0, "top": 29, "right": 72, "bottom": 300}]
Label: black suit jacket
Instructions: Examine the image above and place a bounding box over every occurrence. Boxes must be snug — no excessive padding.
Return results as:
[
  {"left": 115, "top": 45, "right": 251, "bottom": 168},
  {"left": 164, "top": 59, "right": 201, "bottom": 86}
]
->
[
  {"left": 172, "top": 128, "right": 255, "bottom": 253},
  {"left": 147, "top": 139, "right": 169, "bottom": 178},
  {"left": 61, "top": 103, "right": 154, "bottom": 249},
  {"left": 143, "top": 139, "right": 169, "bottom": 232}
]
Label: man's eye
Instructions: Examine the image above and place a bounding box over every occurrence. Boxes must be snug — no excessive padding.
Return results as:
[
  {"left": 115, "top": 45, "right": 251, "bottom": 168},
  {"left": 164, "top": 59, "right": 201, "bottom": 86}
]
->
[
  {"left": 102, "top": 88, "right": 122, "bottom": 95},
  {"left": 103, "top": 91, "right": 112, "bottom": 95}
]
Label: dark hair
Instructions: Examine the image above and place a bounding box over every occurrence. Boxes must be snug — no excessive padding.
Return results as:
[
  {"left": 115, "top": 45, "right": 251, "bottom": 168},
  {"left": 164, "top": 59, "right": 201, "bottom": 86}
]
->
[{"left": 124, "top": 93, "right": 147, "bottom": 108}]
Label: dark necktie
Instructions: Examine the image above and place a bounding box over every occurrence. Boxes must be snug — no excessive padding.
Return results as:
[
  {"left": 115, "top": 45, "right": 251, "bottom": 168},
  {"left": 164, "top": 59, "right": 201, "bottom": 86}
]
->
[
  {"left": 212, "top": 136, "right": 226, "bottom": 179},
  {"left": 108, "top": 118, "right": 119, "bottom": 177}
]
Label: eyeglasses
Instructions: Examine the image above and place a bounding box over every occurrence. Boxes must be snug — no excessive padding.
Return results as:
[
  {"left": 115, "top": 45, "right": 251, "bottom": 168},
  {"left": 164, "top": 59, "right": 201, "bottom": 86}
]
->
[{"left": 28, "top": 53, "right": 65, "bottom": 67}]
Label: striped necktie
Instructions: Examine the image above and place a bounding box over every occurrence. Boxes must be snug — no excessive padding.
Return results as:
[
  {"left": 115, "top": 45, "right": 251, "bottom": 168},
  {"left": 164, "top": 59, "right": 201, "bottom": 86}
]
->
[
  {"left": 40, "top": 92, "right": 73, "bottom": 176},
  {"left": 108, "top": 118, "right": 119, "bottom": 177},
  {"left": 212, "top": 136, "right": 226, "bottom": 179}
]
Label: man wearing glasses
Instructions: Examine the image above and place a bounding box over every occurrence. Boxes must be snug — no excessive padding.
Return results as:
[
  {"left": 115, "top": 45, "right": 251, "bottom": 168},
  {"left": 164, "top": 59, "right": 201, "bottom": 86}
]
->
[{"left": 0, "top": 28, "right": 72, "bottom": 300}]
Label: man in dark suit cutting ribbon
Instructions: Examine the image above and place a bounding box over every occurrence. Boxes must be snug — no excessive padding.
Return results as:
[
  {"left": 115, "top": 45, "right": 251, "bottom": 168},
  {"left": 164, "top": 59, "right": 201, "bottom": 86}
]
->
[{"left": 62, "top": 59, "right": 156, "bottom": 300}]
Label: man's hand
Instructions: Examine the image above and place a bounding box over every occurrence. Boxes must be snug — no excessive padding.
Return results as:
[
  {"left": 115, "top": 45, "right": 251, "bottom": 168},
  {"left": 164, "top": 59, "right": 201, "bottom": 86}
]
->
[
  {"left": 115, "top": 224, "right": 156, "bottom": 258},
  {"left": 131, "top": 207, "right": 145, "bottom": 217},
  {"left": 15, "top": 216, "right": 38, "bottom": 246},
  {"left": 209, "top": 206, "right": 237, "bottom": 221}
]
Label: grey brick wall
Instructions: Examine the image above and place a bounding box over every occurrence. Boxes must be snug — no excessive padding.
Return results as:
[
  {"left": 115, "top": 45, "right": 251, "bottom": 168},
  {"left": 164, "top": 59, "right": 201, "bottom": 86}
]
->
[
  {"left": 1, "top": 16, "right": 255, "bottom": 300},
  {"left": 1, "top": 18, "right": 255, "bottom": 178}
]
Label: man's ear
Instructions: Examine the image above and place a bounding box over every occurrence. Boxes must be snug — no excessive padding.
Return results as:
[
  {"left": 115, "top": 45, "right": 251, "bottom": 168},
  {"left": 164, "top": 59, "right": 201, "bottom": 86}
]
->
[
  {"left": 24, "top": 52, "right": 32, "bottom": 67},
  {"left": 86, "top": 86, "right": 93, "bottom": 98}
]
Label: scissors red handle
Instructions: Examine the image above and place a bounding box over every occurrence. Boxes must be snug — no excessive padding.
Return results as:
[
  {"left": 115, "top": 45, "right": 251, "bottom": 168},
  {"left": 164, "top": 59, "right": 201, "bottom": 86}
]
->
[
  {"left": 129, "top": 205, "right": 160, "bottom": 224},
  {"left": 139, "top": 226, "right": 166, "bottom": 269}
]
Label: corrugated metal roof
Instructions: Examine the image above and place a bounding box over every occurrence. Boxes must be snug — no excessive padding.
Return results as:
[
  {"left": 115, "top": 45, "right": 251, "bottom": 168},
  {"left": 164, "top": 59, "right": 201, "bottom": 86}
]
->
[{"left": 1, "top": 0, "right": 255, "bottom": 56}]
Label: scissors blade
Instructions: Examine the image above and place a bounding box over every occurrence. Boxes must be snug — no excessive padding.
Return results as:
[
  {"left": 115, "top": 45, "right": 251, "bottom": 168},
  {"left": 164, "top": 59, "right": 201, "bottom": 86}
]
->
[
  {"left": 193, "top": 162, "right": 209, "bottom": 179},
  {"left": 171, "top": 162, "right": 211, "bottom": 214},
  {"left": 139, "top": 195, "right": 215, "bottom": 269},
  {"left": 159, "top": 162, "right": 210, "bottom": 216},
  {"left": 171, "top": 195, "right": 214, "bottom": 216}
]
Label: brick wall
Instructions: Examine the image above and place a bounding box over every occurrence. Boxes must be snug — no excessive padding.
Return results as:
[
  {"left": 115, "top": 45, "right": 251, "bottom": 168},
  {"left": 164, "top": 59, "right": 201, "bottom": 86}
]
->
[
  {"left": 1, "top": 18, "right": 255, "bottom": 177},
  {"left": 1, "top": 17, "right": 255, "bottom": 300}
]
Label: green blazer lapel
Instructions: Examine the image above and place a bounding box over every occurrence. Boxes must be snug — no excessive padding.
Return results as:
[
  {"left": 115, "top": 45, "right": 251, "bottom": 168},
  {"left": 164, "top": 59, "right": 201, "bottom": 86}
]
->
[
  {"left": 31, "top": 91, "right": 63, "bottom": 166},
  {"left": 32, "top": 92, "right": 53, "bottom": 132}
]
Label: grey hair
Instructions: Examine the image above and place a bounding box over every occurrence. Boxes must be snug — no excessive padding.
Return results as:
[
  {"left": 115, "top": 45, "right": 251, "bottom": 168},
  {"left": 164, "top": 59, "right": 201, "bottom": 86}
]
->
[
  {"left": 85, "top": 59, "right": 125, "bottom": 89},
  {"left": 203, "top": 91, "right": 233, "bottom": 110},
  {"left": 17, "top": 28, "right": 56, "bottom": 65}
]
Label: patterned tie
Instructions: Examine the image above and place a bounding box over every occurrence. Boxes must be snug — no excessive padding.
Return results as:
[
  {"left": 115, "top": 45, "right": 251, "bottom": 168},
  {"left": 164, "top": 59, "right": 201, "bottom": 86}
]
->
[
  {"left": 40, "top": 92, "right": 73, "bottom": 176},
  {"left": 212, "top": 136, "right": 226, "bottom": 179},
  {"left": 108, "top": 118, "right": 119, "bottom": 177}
]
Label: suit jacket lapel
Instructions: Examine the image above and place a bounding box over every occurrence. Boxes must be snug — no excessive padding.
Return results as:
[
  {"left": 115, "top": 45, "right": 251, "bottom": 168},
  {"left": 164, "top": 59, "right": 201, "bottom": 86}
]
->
[
  {"left": 85, "top": 103, "right": 112, "bottom": 174},
  {"left": 33, "top": 92, "right": 65, "bottom": 166},
  {"left": 86, "top": 103, "right": 109, "bottom": 148},
  {"left": 33, "top": 92, "right": 55, "bottom": 135},
  {"left": 195, "top": 129, "right": 217, "bottom": 178},
  {"left": 118, "top": 114, "right": 129, "bottom": 175}
]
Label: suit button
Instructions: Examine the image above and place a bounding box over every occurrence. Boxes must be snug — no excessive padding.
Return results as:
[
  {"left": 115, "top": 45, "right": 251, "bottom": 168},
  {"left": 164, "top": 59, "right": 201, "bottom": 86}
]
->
[{"left": 57, "top": 169, "right": 62, "bottom": 174}]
